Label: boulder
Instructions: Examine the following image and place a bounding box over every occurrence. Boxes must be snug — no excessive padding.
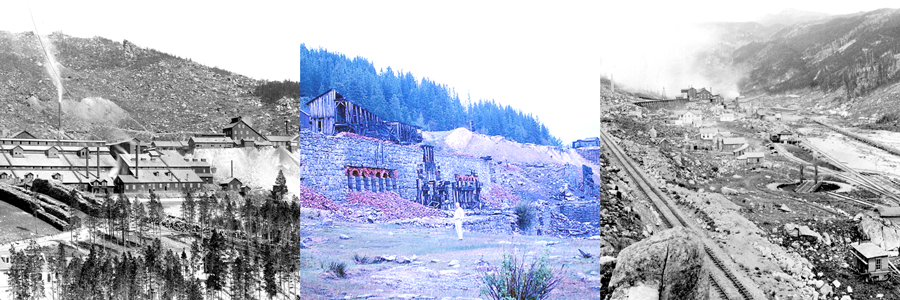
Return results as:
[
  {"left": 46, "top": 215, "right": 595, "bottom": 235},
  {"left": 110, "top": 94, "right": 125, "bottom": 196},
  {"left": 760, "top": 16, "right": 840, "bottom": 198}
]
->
[
  {"left": 608, "top": 227, "right": 708, "bottom": 300},
  {"left": 448, "top": 260, "right": 460, "bottom": 267},
  {"left": 610, "top": 283, "right": 658, "bottom": 300},
  {"left": 779, "top": 204, "right": 792, "bottom": 212},
  {"left": 396, "top": 256, "right": 411, "bottom": 264},
  {"left": 340, "top": 234, "right": 351, "bottom": 240}
]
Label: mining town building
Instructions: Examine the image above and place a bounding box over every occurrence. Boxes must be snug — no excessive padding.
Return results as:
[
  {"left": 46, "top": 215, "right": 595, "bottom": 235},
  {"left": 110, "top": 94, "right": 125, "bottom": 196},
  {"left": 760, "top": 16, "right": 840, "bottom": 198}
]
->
[
  {"left": 572, "top": 137, "right": 601, "bottom": 149},
  {"left": 307, "top": 89, "right": 423, "bottom": 144},
  {"left": 849, "top": 242, "right": 891, "bottom": 282},
  {"left": 719, "top": 137, "right": 748, "bottom": 152}
]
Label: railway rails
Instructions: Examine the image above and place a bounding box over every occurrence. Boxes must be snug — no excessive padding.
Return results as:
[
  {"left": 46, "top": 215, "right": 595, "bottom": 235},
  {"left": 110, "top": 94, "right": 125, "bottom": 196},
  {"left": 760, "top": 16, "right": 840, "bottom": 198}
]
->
[{"left": 598, "top": 128, "right": 767, "bottom": 300}]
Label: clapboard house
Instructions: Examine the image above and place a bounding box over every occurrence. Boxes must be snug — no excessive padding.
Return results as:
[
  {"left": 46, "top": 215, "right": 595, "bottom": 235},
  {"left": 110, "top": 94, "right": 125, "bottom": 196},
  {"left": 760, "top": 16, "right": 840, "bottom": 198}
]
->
[{"left": 307, "top": 89, "right": 423, "bottom": 144}]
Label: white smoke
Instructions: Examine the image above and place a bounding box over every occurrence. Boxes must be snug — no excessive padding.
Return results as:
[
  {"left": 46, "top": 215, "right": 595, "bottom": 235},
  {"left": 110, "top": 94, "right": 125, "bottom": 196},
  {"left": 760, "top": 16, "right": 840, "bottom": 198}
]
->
[
  {"left": 38, "top": 33, "right": 65, "bottom": 103},
  {"left": 599, "top": 22, "right": 745, "bottom": 99}
]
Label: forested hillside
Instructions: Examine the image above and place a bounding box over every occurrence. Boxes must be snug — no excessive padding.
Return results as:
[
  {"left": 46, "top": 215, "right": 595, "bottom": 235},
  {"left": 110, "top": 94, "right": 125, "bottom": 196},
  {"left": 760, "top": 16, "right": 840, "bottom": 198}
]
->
[
  {"left": 734, "top": 8, "right": 900, "bottom": 98},
  {"left": 300, "top": 45, "right": 561, "bottom": 146}
]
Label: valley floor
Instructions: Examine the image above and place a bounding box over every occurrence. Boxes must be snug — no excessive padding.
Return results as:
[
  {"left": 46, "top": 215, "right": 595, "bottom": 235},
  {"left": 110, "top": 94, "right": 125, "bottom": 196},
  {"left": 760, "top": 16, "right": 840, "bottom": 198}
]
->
[{"left": 299, "top": 219, "right": 608, "bottom": 300}]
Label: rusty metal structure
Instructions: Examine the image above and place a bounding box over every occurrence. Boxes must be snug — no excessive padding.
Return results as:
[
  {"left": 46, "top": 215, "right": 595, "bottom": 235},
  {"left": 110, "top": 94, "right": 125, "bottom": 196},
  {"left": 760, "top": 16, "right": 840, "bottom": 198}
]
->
[{"left": 307, "top": 89, "right": 423, "bottom": 145}]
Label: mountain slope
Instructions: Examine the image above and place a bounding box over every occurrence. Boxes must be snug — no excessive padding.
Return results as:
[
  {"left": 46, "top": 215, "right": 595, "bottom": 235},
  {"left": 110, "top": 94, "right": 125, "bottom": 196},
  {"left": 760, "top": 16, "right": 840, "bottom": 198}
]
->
[
  {"left": 0, "top": 31, "right": 300, "bottom": 140},
  {"left": 734, "top": 8, "right": 900, "bottom": 97}
]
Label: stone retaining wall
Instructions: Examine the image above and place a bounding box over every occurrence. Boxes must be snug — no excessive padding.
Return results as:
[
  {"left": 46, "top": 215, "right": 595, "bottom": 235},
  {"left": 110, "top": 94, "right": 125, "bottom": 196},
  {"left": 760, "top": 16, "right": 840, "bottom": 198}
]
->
[{"left": 296, "top": 131, "right": 491, "bottom": 203}]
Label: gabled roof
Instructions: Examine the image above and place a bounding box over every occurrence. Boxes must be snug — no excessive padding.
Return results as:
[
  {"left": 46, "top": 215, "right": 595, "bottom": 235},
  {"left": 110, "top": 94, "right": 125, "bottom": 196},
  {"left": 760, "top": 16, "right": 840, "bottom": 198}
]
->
[
  {"left": 222, "top": 118, "right": 269, "bottom": 142},
  {"left": 851, "top": 242, "right": 889, "bottom": 259},
  {"left": 219, "top": 177, "right": 242, "bottom": 185},
  {"left": 305, "top": 88, "right": 342, "bottom": 105},
  {"left": 699, "top": 128, "right": 718, "bottom": 134},
  {"left": 732, "top": 143, "right": 749, "bottom": 153},
  {"left": 9, "top": 130, "right": 37, "bottom": 139}
]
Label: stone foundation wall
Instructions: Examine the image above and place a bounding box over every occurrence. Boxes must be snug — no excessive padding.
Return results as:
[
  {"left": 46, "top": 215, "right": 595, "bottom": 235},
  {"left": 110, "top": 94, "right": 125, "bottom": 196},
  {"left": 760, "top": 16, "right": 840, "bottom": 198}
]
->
[{"left": 296, "top": 131, "right": 491, "bottom": 202}]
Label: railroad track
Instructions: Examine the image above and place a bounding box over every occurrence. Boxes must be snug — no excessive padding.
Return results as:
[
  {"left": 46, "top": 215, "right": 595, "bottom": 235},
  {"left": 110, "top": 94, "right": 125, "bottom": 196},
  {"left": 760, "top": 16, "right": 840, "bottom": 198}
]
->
[
  {"left": 824, "top": 191, "right": 876, "bottom": 208},
  {"left": 598, "top": 128, "right": 766, "bottom": 300}
]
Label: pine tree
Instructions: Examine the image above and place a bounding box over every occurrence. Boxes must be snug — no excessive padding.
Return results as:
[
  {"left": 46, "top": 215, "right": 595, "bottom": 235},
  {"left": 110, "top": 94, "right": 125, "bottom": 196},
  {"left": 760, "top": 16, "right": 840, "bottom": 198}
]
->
[
  {"left": 182, "top": 190, "right": 196, "bottom": 224},
  {"left": 275, "top": 169, "right": 288, "bottom": 200}
]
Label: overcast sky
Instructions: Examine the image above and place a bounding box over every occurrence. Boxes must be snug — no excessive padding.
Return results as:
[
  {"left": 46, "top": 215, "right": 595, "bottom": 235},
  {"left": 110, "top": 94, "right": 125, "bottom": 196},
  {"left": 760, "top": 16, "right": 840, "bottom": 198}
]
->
[{"left": 2, "top": 1, "right": 899, "bottom": 144}]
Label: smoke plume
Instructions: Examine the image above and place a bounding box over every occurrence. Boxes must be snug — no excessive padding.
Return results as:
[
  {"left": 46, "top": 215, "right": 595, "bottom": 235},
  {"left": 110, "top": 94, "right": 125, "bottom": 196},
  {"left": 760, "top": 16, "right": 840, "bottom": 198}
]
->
[{"left": 599, "top": 22, "right": 745, "bottom": 99}]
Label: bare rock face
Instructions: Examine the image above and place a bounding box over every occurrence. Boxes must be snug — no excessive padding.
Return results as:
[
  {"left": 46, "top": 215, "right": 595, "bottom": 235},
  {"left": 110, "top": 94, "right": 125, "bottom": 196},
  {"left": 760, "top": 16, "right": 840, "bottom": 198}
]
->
[{"left": 608, "top": 227, "right": 709, "bottom": 300}]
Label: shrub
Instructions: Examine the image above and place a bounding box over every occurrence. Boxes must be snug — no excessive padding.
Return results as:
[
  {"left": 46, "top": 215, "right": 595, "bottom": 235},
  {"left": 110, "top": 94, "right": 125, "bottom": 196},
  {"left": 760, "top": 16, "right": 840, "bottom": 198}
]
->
[
  {"left": 353, "top": 253, "right": 380, "bottom": 265},
  {"left": 327, "top": 261, "right": 348, "bottom": 278},
  {"left": 481, "top": 254, "right": 563, "bottom": 300},
  {"left": 514, "top": 203, "right": 535, "bottom": 232}
]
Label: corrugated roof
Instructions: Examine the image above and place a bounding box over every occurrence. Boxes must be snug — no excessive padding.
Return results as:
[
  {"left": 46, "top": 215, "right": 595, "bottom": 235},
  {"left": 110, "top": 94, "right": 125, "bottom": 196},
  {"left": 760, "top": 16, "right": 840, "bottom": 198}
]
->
[
  {"left": 851, "top": 242, "right": 889, "bottom": 259},
  {"left": 732, "top": 143, "right": 749, "bottom": 153}
]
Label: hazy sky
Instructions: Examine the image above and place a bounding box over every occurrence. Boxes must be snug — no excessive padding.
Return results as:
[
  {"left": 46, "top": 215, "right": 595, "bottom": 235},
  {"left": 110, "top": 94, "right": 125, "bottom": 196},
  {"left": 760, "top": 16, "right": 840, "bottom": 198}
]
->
[{"left": 2, "top": 1, "right": 899, "bottom": 144}]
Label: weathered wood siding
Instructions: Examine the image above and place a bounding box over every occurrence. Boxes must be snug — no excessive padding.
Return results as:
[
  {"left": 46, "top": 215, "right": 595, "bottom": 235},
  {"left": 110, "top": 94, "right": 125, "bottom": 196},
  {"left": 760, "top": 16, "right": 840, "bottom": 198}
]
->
[{"left": 309, "top": 89, "right": 338, "bottom": 135}]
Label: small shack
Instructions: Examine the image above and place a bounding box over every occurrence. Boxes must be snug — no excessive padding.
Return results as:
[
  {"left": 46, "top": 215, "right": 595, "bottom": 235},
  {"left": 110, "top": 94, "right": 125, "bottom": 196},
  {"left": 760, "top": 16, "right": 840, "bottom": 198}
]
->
[
  {"left": 738, "top": 152, "right": 765, "bottom": 164},
  {"left": 732, "top": 143, "right": 749, "bottom": 156},
  {"left": 719, "top": 137, "right": 748, "bottom": 152},
  {"left": 849, "top": 242, "right": 891, "bottom": 282},
  {"left": 771, "top": 130, "right": 794, "bottom": 143},
  {"left": 699, "top": 128, "right": 718, "bottom": 140},
  {"left": 219, "top": 177, "right": 242, "bottom": 191}
]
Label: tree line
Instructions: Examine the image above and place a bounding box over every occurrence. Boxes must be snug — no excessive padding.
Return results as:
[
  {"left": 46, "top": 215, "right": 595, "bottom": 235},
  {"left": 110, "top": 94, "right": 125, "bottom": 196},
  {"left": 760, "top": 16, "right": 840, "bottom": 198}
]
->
[
  {"left": 299, "top": 44, "right": 561, "bottom": 146},
  {"left": 6, "top": 170, "right": 303, "bottom": 300}
]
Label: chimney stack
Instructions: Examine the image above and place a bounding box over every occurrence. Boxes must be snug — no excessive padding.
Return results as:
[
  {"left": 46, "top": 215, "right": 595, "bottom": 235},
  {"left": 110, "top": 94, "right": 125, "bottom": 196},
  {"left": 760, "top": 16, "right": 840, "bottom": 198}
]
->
[
  {"left": 285, "top": 119, "right": 289, "bottom": 135},
  {"left": 231, "top": 160, "right": 234, "bottom": 178},
  {"left": 135, "top": 143, "right": 139, "bottom": 179}
]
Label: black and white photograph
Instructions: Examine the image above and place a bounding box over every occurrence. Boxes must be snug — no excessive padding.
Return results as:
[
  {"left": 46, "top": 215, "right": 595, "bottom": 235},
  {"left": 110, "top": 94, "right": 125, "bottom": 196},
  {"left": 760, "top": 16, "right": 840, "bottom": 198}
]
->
[{"left": 2, "top": 1, "right": 900, "bottom": 299}]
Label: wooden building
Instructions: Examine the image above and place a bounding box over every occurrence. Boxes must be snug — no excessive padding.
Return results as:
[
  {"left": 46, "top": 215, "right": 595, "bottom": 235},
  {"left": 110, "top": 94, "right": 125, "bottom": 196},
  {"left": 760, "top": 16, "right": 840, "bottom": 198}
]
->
[
  {"left": 266, "top": 135, "right": 299, "bottom": 151},
  {"left": 188, "top": 135, "right": 235, "bottom": 151},
  {"left": 572, "top": 137, "right": 601, "bottom": 149},
  {"left": 223, "top": 116, "right": 269, "bottom": 144},
  {"left": 849, "top": 242, "right": 891, "bottom": 282},
  {"left": 0, "top": 141, "right": 118, "bottom": 192},
  {"left": 699, "top": 128, "right": 718, "bottom": 140},
  {"left": 151, "top": 140, "right": 187, "bottom": 152},
  {"left": 219, "top": 177, "right": 243, "bottom": 191},
  {"left": 307, "top": 89, "right": 423, "bottom": 144},
  {"left": 719, "top": 137, "right": 748, "bottom": 152},
  {"left": 740, "top": 152, "right": 765, "bottom": 164}
]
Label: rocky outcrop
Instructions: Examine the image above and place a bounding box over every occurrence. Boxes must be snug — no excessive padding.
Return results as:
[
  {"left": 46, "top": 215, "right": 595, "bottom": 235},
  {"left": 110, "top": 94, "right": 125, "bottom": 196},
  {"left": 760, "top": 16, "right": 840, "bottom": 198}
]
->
[
  {"left": 608, "top": 227, "right": 709, "bottom": 300},
  {"left": 858, "top": 211, "right": 900, "bottom": 251}
]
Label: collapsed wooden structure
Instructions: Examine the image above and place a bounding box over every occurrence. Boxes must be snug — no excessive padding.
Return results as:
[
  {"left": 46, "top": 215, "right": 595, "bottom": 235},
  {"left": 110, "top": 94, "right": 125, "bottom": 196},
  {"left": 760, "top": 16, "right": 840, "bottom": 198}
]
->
[
  {"left": 415, "top": 145, "right": 482, "bottom": 209},
  {"left": 307, "top": 89, "right": 423, "bottom": 145}
]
